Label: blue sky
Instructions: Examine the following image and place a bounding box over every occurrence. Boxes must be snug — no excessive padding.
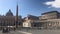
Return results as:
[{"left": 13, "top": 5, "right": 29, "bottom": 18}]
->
[{"left": 0, "top": 0, "right": 60, "bottom": 18}]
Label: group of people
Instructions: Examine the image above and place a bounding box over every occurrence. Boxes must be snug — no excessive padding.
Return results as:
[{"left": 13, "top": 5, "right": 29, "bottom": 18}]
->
[{"left": 2, "top": 27, "right": 16, "bottom": 33}]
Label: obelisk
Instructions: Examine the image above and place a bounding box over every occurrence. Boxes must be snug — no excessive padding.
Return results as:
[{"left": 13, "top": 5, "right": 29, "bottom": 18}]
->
[{"left": 16, "top": 4, "right": 18, "bottom": 28}]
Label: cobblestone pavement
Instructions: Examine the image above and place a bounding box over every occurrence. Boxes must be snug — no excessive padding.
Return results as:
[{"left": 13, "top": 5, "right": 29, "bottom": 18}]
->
[{"left": 0, "top": 30, "right": 60, "bottom": 34}]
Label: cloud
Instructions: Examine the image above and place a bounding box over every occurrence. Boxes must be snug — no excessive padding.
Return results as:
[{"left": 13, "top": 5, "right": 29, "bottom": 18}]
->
[{"left": 44, "top": 0, "right": 60, "bottom": 8}]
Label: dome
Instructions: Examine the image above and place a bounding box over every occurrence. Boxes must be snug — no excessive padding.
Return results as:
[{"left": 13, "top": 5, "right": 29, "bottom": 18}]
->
[{"left": 6, "top": 9, "right": 13, "bottom": 16}]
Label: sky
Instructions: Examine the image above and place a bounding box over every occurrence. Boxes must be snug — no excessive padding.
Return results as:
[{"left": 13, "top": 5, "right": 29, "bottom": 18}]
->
[{"left": 0, "top": 0, "right": 60, "bottom": 18}]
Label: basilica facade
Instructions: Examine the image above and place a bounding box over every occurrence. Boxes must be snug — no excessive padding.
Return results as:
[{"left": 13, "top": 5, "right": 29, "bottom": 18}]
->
[{"left": 0, "top": 5, "right": 22, "bottom": 30}]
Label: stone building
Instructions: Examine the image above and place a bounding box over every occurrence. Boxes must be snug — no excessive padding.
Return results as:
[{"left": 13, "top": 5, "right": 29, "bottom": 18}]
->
[
  {"left": 23, "top": 15, "right": 40, "bottom": 27},
  {"left": 39, "top": 11, "right": 60, "bottom": 29},
  {"left": 23, "top": 11, "right": 60, "bottom": 29}
]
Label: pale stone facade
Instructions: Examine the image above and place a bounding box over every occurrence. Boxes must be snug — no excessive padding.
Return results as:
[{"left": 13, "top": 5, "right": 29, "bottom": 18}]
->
[
  {"left": 23, "top": 11, "right": 60, "bottom": 29},
  {"left": 23, "top": 15, "right": 40, "bottom": 27},
  {"left": 0, "top": 16, "right": 22, "bottom": 26}
]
